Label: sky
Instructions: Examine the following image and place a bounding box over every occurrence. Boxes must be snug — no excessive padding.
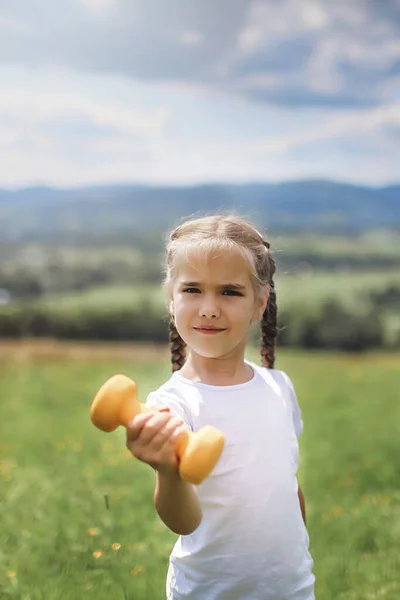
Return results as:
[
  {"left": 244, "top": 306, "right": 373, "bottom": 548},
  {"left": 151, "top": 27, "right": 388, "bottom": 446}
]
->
[{"left": 1, "top": 0, "right": 400, "bottom": 188}]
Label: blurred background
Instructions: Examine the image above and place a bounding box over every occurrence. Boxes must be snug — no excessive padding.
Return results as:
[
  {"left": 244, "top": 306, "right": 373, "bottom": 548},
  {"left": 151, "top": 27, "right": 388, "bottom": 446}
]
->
[{"left": 0, "top": 1, "right": 399, "bottom": 599}]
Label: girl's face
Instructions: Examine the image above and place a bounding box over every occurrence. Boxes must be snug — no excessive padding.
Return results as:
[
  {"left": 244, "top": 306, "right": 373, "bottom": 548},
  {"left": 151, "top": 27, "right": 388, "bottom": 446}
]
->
[{"left": 171, "top": 250, "right": 269, "bottom": 361}]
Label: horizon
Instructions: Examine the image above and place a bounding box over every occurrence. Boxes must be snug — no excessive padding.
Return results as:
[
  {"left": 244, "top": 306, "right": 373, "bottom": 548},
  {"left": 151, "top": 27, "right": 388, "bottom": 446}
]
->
[{"left": 1, "top": 177, "right": 400, "bottom": 193}]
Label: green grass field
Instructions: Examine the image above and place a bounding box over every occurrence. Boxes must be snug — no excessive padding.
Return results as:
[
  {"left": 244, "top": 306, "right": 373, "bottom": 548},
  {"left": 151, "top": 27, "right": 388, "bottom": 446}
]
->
[{"left": 1, "top": 345, "right": 399, "bottom": 599}]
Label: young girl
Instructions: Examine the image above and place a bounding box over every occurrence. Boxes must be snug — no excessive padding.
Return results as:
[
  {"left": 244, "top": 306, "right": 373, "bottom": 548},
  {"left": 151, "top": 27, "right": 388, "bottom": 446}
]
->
[{"left": 126, "top": 214, "right": 316, "bottom": 600}]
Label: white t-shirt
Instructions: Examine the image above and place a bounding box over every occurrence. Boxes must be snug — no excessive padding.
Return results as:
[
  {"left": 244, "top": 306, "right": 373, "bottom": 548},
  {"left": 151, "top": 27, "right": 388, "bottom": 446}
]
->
[{"left": 145, "top": 360, "right": 316, "bottom": 600}]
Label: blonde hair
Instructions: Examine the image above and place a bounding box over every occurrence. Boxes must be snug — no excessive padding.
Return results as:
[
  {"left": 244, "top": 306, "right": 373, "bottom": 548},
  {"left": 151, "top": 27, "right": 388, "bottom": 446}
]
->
[{"left": 164, "top": 213, "right": 277, "bottom": 370}]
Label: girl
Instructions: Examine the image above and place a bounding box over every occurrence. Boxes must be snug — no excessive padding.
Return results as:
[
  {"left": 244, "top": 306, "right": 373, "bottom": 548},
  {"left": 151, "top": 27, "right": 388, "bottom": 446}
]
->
[{"left": 126, "top": 214, "right": 316, "bottom": 600}]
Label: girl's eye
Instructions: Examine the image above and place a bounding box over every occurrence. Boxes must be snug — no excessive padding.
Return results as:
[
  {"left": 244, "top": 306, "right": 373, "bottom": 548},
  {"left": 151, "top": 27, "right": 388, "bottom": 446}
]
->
[
  {"left": 222, "top": 289, "right": 243, "bottom": 296},
  {"left": 182, "top": 288, "right": 243, "bottom": 296}
]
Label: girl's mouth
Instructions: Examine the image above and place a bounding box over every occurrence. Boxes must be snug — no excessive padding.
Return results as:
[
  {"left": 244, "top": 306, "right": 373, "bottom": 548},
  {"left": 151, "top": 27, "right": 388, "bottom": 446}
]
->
[{"left": 194, "top": 327, "right": 225, "bottom": 334}]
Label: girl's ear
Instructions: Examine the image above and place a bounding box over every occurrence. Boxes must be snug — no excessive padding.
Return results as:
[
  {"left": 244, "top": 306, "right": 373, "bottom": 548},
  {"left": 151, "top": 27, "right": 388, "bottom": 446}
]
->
[
  {"left": 169, "top": 300, "right": 174, "bottom": 317},
  {"left": 257, "top": 286, "right": 269, "bottom": 320}
]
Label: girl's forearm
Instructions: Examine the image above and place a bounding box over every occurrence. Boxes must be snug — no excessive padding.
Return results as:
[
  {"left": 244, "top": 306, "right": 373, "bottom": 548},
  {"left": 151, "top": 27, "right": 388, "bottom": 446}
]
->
[
  {"left": 154, "top": 471, "right": 202, "bottom": 535},
  {"left": 298, "top": 485, "right": 306, "bottom": 525},
  {"left": 155, "top": 472, "right": 202, "bottom": 535}
]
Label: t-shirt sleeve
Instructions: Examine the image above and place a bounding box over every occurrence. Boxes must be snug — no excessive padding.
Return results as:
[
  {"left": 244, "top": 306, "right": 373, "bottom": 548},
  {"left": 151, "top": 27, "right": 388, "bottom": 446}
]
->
[
  {"left": 145, "top": 391, "right": 193, "bottom": 431},
  {"left": 281, "top": 371, "right": 304, "bottom": 438}
]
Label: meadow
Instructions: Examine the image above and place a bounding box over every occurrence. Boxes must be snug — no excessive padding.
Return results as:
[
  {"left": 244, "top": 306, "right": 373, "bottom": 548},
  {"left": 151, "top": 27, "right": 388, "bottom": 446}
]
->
[{"left": 1, "top": 342, "right": 399, "bottom": 599}]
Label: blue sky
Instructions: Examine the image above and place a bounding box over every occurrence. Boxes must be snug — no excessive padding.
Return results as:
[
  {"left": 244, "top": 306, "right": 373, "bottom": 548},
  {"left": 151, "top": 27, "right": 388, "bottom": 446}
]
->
[{"left": 1, "top": 0, "right": 400, "bottom": 188}]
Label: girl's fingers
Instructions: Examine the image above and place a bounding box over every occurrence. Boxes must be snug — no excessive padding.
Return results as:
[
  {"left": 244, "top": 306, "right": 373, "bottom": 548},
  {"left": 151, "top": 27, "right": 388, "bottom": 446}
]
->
[
  {"left": 126, "top": 411, "right": 186, "bottom": 475},
  {"left": 150, "top": 417, "right": 186, "bottom": 451},
  {"left": 172, "top": 424, "right": 188, "bottom": 441},
  {"left": 135, "top": 412, "right": 176, "bottom": 446},
  {"left": 126, "top": 412, "right": 154, "bottom": 442},
  {"left": 126, "top": 407, "right": 170, "bottom": 442}
]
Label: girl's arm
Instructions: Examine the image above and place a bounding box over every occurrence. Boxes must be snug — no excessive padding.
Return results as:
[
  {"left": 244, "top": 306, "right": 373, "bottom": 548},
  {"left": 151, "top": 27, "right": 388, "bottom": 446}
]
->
[
  {"left": 126, "top": 410, "right": 202, "bottom": 535},
  {"left": 298, "top": 484, "right": 306, "bottom": 525},
  {"left": 155, "top": 471, "right": 202, "bottom": 535}
]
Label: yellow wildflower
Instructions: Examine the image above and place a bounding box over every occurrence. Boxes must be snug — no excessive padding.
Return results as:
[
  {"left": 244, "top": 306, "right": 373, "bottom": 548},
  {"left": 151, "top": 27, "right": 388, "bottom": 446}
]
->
[
  {"left": 6, "top": 571, "right": 16, "bottom": 578},
  {"left": 111, "top": 543, "right": 121, "bottom": 550},
  {"left": 88, "top": 528, "right": 99, "bottom": 536},
  {"left": 131, "top": 566, "right": 145, "bottom": 576},
  {"left": 93, "top": 550, "right": 103, "bottom": 559}
]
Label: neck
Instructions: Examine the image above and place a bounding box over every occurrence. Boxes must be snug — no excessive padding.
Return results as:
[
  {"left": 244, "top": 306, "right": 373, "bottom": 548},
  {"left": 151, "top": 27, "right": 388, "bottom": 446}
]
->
[{"left": 179, "top": 350, "right": 253, "bottom": 386}]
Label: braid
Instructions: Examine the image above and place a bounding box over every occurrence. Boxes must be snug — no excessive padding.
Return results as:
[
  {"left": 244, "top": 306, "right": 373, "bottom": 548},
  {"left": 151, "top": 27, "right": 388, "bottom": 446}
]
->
[
  {"left": 169, "top": 316, "right": 186, "bottom": 372},
  {"left": 260, "top": 254, "right": 277, "bottom": 369}
]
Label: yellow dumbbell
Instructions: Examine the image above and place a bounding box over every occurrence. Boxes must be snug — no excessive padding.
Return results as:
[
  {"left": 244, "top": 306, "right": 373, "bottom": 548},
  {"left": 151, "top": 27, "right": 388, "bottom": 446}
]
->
[{"left": 90, "top": 374, "right": 224, "bottom": 485}]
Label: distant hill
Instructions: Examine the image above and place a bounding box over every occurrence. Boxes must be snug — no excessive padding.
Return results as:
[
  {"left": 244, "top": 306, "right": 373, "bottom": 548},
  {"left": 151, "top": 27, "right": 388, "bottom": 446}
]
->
[{"left": 0, "top": 180, "right": 399, "bottom": 241}]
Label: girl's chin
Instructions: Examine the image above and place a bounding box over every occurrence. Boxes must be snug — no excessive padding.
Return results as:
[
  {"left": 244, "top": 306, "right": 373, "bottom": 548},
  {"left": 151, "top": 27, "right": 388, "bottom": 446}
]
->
[
  {"left": 189, "top": 341, "right": 243, "bottom": 360},
  {"left": 188, "top": 344, "right": 226, "bottom": 359}
]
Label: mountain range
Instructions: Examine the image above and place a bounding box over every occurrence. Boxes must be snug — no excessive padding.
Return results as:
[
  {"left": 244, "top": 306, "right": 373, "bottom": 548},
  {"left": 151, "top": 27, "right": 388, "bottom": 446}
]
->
[{"left": 0, "top": 180, "right": 399, "bottom": 241}]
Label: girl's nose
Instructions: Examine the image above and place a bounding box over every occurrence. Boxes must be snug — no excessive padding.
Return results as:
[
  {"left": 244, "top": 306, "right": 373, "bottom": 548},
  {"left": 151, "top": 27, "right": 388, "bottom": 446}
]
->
[{"left": 199, "top": 296, "right": 220, "bottom": 319}]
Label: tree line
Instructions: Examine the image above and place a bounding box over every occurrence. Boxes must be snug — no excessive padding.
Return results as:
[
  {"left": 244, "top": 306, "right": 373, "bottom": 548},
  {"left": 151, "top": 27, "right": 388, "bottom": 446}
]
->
[{"left": 0, "top": 287, "right": 398, "bottom": 351}]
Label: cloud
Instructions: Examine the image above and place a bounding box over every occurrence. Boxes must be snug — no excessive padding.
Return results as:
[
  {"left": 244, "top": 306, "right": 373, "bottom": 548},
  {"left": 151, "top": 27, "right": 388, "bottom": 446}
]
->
[
  {"left": 249, "top": 103, "right": 400, "bottom": 154},
  {"left": 231, "top": 0, "right": 400, "bottom": 108},
  {"left": 0, "top": 0, "right": 399, "bottom": 108},
  {"left": 0, "top": 1, "right": 400, "bottom": 187},
  {"left": 179, "top": 30, "right": 204, "bottom": 47},
  {"left": 239, "top": 101, "right": 400, "bottom": 185},
  {"left": 0, "top": 0, "right": 246, "bottom": 81},
  {"left": 0, "top": 71, "right": 171, "bottom": 186},
  {"left": 78, "top": 0, "right": 119, "bottom": 13}
]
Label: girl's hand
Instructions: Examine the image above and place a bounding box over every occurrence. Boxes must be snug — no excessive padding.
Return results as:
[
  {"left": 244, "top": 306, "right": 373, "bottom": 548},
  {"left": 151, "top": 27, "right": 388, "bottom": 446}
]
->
[{"left": 126, "top": 410, "right": 188, "bottom": 478}]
